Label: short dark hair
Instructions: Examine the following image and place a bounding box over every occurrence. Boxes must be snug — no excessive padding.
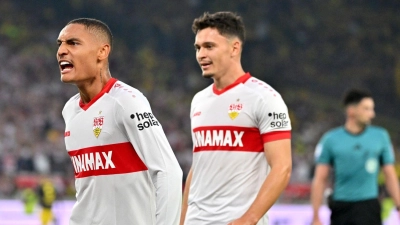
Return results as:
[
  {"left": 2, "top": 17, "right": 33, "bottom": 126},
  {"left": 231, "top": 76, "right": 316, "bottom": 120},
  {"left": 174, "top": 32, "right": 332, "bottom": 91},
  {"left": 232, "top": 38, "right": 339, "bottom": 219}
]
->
[
  {"left": 342, "top": 89, "right": 373, "bottom": 107},
  {"left": 192, "top": 12, "right": 246, "bottom": 44},
  {"left": 67, "top": 18, "right": 113, "bottom": 51}
]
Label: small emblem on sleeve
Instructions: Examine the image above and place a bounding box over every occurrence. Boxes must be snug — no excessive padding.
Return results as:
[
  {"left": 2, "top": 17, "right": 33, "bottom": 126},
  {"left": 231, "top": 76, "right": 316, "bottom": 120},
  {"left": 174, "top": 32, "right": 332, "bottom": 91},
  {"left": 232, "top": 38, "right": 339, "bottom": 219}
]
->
[
  {"left": 193, "top": 111, "right": 202, "bottom": 117},
  {"left": 93, "top": 116, "right": 104, "bottom": 138},
  {"left": 130, "top": 112, "right": 159, "bottom": 131},
  {"left": 228, "top": 103, "right": 243, "bottom": 120},
  {"left": 268, "top": 112, "right": 289, "bottom": 128}
]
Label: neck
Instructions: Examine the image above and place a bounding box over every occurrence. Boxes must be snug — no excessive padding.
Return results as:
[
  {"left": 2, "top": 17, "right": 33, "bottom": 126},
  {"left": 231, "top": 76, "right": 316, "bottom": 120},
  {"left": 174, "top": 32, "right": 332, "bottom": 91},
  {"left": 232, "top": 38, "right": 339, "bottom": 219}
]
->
[
  {"left": 344, "top": 119, "right": 366, "bottom": 134},
  {"left": 213, "top": 64, "right": 245, "bottom": 90},
  {"left": 78, "top": 68, "right": 111, "bottom": 104}
]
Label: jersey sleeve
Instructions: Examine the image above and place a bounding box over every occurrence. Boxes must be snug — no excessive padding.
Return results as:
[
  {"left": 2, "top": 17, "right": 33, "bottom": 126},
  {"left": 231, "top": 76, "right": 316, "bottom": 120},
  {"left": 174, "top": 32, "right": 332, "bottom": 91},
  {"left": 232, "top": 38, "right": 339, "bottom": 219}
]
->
[
  {"left": 380, "top": 129, "right": 395, "bottom": 165},
  {"left": 115, "top": 94, "right": 182, "bottom": 225},
  {"left": 256, "top": 94, "right": 291, "bottom": 143},
  {"left": 315, "top": 134, "right": 333, "bottom": 165}
]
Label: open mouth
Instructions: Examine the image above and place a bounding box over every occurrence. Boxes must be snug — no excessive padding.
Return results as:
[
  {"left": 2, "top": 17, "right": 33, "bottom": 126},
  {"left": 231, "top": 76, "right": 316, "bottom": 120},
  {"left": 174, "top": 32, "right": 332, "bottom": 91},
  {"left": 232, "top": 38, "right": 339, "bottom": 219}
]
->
[{"left": 59, "top": 61, "right": 74, "bottom": 73}]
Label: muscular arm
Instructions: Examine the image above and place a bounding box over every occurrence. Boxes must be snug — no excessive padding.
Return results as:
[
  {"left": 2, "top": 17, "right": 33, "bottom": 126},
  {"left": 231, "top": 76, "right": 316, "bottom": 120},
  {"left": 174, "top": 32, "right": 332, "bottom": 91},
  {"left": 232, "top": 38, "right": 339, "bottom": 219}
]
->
[
  {"left": 230, "top": 139, "right": 291, "bottom": 224},
  {"left": 180, "top": 168, "right": 193, "bottom": 225},
  {"left": 311, "top": 164, "right": 330, "bottom": 224},
  {"left": 382, "top": 165, "right": 400, "bottom": 208}
]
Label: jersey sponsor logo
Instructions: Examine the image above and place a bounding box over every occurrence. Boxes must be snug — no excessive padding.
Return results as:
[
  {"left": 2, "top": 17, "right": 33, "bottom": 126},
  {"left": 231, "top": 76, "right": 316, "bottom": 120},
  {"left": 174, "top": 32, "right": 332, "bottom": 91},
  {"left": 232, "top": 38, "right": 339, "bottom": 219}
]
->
[
  {"left": 228, "top": 102, "right": 243, "bottom": 120},
  {"left": 93, "top": 116, "right": 104, "bottom": 138},
  {"left": 193, "top": 111, "right": 201, "bottom": 117},
  {"left": 68, "top": 142, "right": 148, "bottom": 178},
  {"left": 192, "top": 126, "right": 263, "bottom": 152},
  {"left": 130, "top": 112, "right": 159, "bottom": 131},
  {"left": 268, "top": 112, "right": 289, "bottom": 128},
  {"left": 71, "top": 151, "right": 116, "bottom": 173}
]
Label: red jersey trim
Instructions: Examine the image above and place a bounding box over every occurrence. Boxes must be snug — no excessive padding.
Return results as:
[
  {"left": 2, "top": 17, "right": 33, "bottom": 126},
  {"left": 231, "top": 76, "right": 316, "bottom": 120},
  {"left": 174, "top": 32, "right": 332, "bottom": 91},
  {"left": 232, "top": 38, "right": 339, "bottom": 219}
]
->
[
  {"left": 68, "top": 142, "right": 148, "bottom": 178},
  {"left": 212, "top": 73, "right": 252, "bottom": 95},
  {"left": 79, "top": 78, "right": 118, "bottom": 111},
  {"left": 192, "top": 126, "right": 264, "bottom": 153},
  {"left": 262, "top": 131, "right": 291, "bottom": 143}
]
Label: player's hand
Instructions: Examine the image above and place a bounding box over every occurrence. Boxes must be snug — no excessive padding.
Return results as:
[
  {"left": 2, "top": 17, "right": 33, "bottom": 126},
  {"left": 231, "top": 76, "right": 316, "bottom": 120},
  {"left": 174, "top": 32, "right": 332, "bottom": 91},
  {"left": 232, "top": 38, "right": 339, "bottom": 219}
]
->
[{"left": 227, "top": 217, "right": 257, "bottom": 225}]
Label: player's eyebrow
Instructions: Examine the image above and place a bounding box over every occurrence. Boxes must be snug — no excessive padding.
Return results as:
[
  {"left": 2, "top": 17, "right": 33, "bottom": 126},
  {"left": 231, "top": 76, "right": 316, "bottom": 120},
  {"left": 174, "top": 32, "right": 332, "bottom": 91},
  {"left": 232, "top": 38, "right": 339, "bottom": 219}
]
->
[
  {"left": 57, "top": 37, "right": 81, "bottom": 45},
  {"left": 194, "top": 42, "right": 215, "bottom": 47}
]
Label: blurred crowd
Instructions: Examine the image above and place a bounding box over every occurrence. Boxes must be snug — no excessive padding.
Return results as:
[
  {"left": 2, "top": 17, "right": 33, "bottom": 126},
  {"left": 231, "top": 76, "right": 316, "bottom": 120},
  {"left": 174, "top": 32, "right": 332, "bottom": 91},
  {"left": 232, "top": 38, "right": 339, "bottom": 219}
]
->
[{"left": 0, "top": 0, "right": 399, "bottom": 202}]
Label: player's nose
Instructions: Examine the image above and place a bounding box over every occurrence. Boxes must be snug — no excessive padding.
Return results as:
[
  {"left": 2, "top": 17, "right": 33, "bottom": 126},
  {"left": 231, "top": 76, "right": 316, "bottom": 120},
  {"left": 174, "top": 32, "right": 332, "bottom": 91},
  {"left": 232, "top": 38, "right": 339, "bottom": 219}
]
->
[
  {"left": 196, "top": 47, "right": 206, "bottom": 60},
  {"left": 57, "top": 43, "right": 68, "bottom": 57},
  {"left": 371, "top": 110, "right": 375, "bottom": 119}
]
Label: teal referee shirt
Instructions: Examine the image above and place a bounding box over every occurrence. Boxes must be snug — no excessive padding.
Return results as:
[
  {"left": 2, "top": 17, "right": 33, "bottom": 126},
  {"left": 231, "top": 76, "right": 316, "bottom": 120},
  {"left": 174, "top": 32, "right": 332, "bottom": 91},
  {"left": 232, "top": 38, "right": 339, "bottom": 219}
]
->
[{"left": 315, "top": 125, "right": 394, "bottom": 201}]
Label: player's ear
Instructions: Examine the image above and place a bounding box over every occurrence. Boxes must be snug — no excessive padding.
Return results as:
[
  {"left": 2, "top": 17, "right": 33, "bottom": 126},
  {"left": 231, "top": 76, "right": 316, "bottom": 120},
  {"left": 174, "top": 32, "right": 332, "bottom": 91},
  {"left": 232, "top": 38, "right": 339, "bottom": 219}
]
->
[
  {"left": 231, "top": 39, "right": 241, "bottom": 57},
  {"left": 98, "top": 43, "right": 111, "bottom": 61},
  {"left": 346, "top": 105, "right": 355, "bottom": 117}
]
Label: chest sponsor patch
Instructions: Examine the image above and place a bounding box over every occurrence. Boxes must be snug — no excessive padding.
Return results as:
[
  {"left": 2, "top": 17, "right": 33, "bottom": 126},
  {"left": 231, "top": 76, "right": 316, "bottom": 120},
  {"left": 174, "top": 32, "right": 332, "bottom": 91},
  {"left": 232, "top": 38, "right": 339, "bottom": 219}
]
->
[
  {"left": 68, "top": 142, "right": 148, "bottom": 178},
  {"left": 192, "top": 126, "right": 263, "bottom": 152}
]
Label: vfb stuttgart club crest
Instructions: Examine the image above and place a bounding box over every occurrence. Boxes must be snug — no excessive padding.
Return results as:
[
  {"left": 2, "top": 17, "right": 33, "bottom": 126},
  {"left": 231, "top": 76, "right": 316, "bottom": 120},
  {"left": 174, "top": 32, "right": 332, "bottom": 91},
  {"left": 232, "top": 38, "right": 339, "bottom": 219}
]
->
[
  {"left": 228, "top": 103, "right": 243, "bottom": 120},
  {"left": 93, "top": 116, "right": 104, "bottom": 138}
]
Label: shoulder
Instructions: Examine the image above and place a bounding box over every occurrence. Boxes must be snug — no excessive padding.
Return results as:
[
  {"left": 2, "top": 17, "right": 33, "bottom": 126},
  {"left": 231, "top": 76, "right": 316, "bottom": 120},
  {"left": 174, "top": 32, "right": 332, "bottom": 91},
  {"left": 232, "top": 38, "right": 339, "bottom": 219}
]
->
[
  {"left": 108, "top": 80, "right": 151, "bottom": 109},
  {"left": 64, "top": 93, "right": 80, "bottom": 107},
  {"left": 242, "top": 76, "right": 285, "bottom": 103},
  {"left": 62, "top": 93, "right": 80, "bottom": 115},
  {"left": 191, "top": 84, "right": 213, "bottom": 107},
  {"left": 321, "top": 127, "right": 344, "bottom": 142},
  {"left": 367, "top": 125, "right": 388, "bottom": 133},
  {"left": 366, "top": 125, "right": 390, "bottom": 137}
]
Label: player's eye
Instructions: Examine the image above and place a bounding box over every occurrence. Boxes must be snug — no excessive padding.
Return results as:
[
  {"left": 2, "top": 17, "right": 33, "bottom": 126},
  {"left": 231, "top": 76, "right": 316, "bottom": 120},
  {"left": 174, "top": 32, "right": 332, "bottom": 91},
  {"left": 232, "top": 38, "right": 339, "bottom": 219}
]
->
[{"left": 67, "top": 40, "right": 78, "bottom": 45}]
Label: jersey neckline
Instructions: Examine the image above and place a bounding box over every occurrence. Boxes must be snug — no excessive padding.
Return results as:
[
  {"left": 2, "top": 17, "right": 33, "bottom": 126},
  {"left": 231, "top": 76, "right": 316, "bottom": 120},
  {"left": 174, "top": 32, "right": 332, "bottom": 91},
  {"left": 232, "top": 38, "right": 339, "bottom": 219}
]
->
[
  {"left": 342, "top": 125, "right": 369, "bottom": 136},
  {"left": 212, "top": 73, "right": 251, "bottom": 95},
  {"left": 79, "top": 78, "right": 118, "bottom": 111}
]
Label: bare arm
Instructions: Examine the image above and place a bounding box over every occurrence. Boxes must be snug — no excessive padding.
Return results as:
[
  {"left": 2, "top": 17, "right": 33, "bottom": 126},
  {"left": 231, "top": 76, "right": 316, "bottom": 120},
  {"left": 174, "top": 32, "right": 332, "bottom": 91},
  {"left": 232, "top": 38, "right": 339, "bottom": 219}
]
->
[
  {"left": 311, "top": 164, "right": 330, "bottom": 225},
  {"left": 382, "top": 165, "right": 400, "bottom": 208},
  {"left": 180, "top": 168, "right": 193, "bottom": 225},
  {"left": 229, "top": 139, "right": 292, "bottom": 225}
]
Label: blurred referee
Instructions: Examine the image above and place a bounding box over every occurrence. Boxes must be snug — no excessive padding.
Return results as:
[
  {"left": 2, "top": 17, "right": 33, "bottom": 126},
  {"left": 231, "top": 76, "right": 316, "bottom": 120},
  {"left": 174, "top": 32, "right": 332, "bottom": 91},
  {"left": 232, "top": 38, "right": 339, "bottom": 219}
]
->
[{"left": 311, "top": 89, "right": 400, "bottom": 225}]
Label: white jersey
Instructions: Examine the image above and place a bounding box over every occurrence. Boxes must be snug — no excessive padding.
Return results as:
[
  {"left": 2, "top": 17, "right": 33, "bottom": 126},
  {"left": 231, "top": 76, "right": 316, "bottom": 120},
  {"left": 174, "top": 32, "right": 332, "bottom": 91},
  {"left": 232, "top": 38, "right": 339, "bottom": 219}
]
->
[
  {"left": 185, "top": 73, "right": 291, "bottom": 225},
  {"left": 62, "top": 78, "right": 182, "bottom": 225}
]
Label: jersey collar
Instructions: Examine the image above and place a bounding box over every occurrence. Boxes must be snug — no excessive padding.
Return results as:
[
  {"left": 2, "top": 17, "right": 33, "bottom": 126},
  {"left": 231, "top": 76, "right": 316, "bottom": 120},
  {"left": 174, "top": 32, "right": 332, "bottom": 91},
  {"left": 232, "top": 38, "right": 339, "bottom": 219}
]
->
[
  {"left": 212, "top": 72, "right": 251, "bottom": 95},
  {"left": 79, "top": 78, "right": 118, "bottom": 111},
  {"left": 343, "top": 125, "right": 369, "bottom": 136}
]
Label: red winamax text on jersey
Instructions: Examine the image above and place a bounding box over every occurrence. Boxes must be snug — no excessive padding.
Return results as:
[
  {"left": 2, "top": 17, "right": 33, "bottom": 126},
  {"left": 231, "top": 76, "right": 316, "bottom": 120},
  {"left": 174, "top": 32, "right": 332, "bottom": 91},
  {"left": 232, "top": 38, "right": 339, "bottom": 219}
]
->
[
  {"left": 193, "top": 126, "right": 264, "bottom": 152},
  {"left": 68, "top": 142, "right": 148, "bottom": 178}
]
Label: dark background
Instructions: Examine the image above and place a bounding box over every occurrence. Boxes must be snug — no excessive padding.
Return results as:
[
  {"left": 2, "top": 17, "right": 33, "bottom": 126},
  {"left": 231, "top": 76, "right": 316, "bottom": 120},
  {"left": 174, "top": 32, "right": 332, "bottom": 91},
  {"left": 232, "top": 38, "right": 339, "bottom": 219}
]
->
[{"left": 0, "top": 0, "right": 399, "bottom": 201}]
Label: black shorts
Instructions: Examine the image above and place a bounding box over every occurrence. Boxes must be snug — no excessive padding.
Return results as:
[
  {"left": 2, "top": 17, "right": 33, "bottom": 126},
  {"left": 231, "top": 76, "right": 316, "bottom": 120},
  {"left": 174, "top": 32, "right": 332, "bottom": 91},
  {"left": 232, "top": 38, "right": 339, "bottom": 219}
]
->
[{"left": 329, "top": 198, "right": 381, "bottom": 225}]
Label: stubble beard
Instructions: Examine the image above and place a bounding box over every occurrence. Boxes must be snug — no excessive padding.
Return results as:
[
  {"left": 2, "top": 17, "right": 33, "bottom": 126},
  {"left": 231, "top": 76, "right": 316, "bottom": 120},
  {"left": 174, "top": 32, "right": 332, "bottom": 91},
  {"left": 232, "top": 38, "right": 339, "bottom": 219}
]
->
[
  {"left": 357, "top": 118, "right": 371, "bottom": 128},
  {"left": 202, "top": 72, "right": 214, "bottom": 79}
]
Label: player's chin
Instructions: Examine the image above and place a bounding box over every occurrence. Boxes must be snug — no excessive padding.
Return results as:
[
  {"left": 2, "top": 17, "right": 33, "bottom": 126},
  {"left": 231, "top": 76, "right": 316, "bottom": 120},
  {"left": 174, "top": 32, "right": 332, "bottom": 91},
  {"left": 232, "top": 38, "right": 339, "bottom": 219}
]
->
[
  {"left": 60, "top": 74, "right": 76, "bottom": 84},
  {"left": 363, "top": 120, "right": 372, "bottom": 125},
  {"left": 202, "top": 72, "right": 214, "bottom": 79}
]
